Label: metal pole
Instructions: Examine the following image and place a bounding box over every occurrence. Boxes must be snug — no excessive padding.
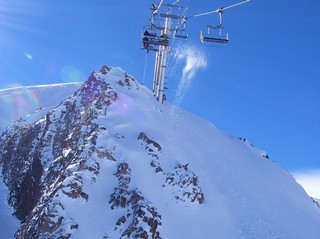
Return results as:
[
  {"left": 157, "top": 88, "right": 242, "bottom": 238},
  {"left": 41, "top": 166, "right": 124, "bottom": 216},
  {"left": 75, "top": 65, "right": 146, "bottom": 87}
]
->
[
  {"left": 153, "top": 51, "right": 160, "bottom": 95},
  {"left": 158, "top": 16, "right": 171, "bottom": 103}
]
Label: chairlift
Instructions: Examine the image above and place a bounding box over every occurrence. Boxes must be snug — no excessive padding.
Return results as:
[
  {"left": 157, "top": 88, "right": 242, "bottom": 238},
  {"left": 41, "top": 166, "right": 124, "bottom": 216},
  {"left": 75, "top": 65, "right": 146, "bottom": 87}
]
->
[
  {"left": 173, "top": 15, "right": 188, "bottom": 39},
  {"left": 200, "top": 25, "right": 229, "bottom": 44},
  {"left": 142, "top": 26, "right": 170, "bottom": 51},
  {"left": 199, "top": 9, "right": 229, "bottom": 44},
  {"left": 174, "top": 28, "right": 188, "bottom": 39}
]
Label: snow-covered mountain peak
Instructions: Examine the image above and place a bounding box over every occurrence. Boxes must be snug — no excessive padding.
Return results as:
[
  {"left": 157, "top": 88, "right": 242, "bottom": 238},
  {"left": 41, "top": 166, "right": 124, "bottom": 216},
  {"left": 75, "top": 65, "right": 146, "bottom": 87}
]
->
[{"left": 1, "top": 65, "right": 320, "bottom": 238}]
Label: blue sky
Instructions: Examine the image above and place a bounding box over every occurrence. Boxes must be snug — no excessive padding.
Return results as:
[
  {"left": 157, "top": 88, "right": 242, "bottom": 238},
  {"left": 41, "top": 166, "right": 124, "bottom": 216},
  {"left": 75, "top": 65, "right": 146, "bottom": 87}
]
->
[{"left": 0, "top": 0, "right": 319, "bottom": 174}]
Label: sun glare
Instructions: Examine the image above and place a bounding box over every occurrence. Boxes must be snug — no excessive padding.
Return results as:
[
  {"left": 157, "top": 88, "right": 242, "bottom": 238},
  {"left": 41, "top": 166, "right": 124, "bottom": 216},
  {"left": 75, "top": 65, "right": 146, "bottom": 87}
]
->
[
  {"left": 0, "top": 1, "right": 51, "bottom": 88},
  {"left": 0, "top": 1, "right": 41, "bottom": 33}
]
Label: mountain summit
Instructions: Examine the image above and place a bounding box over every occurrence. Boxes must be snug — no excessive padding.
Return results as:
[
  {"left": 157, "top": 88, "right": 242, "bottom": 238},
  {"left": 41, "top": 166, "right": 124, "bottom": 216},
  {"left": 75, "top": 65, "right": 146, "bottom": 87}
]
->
[{"left": 1, "top": 66, "right": 320, "bottom": 238}]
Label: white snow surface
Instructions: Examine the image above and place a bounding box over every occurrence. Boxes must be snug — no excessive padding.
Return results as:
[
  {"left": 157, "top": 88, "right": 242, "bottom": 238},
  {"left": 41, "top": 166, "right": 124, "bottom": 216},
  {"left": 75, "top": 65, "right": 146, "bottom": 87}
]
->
[
  {"left": 1, "top": 67, "right": 320, "bottom": 238},
  {"left": 0, "top": 82, "right": 82, "bottom": 133},
  {"left": 58, "top": 67, "right": 320, "bottom": 238},
  {"left": 293, "top": 170, "right": 320, "bottom": 199}
]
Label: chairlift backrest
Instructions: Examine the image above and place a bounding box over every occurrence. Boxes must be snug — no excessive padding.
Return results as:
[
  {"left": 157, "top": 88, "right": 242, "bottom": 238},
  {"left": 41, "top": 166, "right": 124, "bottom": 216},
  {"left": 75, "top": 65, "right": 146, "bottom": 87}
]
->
[{"left": 174, "top": 28, "right": 188, "bottom": 39}]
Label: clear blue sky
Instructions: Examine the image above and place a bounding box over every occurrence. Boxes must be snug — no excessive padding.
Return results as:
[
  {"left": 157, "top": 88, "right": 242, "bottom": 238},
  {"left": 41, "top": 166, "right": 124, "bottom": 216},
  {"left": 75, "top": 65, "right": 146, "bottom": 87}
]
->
[{"left": 0, "top": 0, "right": 319, "bottom": 172}]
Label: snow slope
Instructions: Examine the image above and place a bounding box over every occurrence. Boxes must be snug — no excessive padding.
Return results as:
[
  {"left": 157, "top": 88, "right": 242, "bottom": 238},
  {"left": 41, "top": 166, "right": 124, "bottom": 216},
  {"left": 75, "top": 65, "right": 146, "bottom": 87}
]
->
[
  {"left": 293, "top": 170, "right": 320, "bottom": 199},
  {"left": 0, "top": 82, "right": 82, "bottom": 133},
  {"left": 0, "top": 83, "right": 81, "bottom": 238},
  {"left": 0, "top": 66, "right": 320, "bottom": 238}
]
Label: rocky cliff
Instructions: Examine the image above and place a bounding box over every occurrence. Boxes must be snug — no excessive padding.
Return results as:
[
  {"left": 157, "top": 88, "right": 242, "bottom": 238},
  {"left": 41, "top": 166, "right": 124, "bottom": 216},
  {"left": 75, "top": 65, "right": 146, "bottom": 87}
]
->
[{"left": 1, "top": 66, "right": 320, "bottom": 239}]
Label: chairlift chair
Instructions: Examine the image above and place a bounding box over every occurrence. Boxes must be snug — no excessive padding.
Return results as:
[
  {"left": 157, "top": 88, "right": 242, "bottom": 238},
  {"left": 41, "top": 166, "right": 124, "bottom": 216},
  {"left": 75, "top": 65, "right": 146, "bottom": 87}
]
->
[
  {"left": 199, "top": 9, "right": 229, "bottom": 44},
  {"left": 200, "top": 26, "right": 229, "bottom": 44},
  {"left": 142, "top": 26, "right": 170, "bottom": 51},
  {"left": 174, "top": 29, "right": 188, "bottom": 39}
]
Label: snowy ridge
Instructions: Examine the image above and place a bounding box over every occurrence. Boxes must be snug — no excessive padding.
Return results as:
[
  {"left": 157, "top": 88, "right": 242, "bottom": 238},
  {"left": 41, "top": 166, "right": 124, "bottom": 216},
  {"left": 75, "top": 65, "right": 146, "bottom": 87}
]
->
[
  {"left": 0, "top": 82, "right": 82, "bottom": 133},
  {"left": 0, "top": 66, "right": 320, "bottom": 238}
]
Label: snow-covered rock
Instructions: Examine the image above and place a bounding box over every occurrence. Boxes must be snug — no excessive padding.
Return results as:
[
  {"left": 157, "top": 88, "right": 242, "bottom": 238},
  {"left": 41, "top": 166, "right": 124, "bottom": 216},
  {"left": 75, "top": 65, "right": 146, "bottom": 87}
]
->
[{"left": 1, "top": 66, "right": 320, "bottom": 238}]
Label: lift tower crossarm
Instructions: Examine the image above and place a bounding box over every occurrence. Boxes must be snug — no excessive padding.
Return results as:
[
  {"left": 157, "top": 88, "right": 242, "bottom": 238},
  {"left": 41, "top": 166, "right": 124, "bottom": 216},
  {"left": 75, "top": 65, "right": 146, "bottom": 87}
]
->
[
  {"left": 192, "top": 0, "right": 251, "bottom": 18},
  {"left": 145, "top": 2, "right": 187, "bottom": 104},
  {"left": 142, "top": 0, "right": 250, "bottom": 104}
]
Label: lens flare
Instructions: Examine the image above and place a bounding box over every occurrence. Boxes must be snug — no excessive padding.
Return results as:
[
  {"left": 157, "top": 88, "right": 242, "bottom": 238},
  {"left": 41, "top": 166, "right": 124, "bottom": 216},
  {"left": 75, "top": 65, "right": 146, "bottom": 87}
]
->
[
  {"left": 24, "top": 52, "right": 33, "bottom": 60},
  {"left": 60, "top": 65, "right": 85, "bottom": 83},
  {"left": 0, "top": 86, "right": 39, "bottom": 129}
]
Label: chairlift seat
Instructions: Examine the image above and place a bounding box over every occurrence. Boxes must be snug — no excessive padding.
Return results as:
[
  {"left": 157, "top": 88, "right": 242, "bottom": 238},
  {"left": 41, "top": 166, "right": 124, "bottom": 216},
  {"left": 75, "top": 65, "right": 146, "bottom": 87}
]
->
[
  {"left": 201, "top": 36, "right": 229, "bottom": 44},
  {"left": 200, "top": 30, "right": 229, "bottom": 44},
  {"left": 143, "top": 35, "right": 169, "bottom": 46},
  {"left": 174, "top": 34, "right": 188, "bottom": 39},
  {"left": 148, "top": 39, "right": 169, "bottom": 46}
]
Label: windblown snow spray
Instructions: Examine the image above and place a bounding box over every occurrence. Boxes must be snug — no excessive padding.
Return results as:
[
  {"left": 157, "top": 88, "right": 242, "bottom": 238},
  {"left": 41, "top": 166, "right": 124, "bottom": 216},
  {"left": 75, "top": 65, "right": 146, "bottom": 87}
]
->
[
  {"left": 141, "top": 0, "right": 251, "bottom": 103},
  {"left": 174, "top": 44, "right": 207, "bottom": 104}
]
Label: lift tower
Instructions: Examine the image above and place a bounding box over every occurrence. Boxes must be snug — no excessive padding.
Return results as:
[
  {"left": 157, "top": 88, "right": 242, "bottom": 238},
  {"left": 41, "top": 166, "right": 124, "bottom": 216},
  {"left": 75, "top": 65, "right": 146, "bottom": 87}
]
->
[
  {"left": 142, "top": 0, "right": 250, "bottom": 104},
  {"left": 142, "top": 3, "right": 187, "bottom": 103}
]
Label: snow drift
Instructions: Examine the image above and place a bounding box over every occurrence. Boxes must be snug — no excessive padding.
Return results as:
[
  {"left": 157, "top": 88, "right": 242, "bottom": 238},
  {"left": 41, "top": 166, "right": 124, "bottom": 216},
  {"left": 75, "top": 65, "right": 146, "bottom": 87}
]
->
[{"left": 0, "top": 66, "right": 320, "bottom": 239}]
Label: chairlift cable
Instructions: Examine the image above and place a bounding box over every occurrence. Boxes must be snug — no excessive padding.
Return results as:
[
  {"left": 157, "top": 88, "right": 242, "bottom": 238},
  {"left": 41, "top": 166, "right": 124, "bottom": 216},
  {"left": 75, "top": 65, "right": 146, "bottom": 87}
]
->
[
  {"left": 221, "top": 0, "right": 251, "bottom": 11},
  {"left": 192, "top": 9, "right": 220, "bottom": 18},
  {"left": 141, "top": 0, "right": 251, "bottom": 103},
  {"left": 190, "top": 0, "right": 250, "bottom": 18}
]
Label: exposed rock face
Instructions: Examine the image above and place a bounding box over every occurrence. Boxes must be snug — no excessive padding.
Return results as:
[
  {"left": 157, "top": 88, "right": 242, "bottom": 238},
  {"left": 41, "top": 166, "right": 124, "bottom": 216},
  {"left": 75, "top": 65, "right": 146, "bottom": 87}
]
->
[
  {"left": 138, "top": 132, "right": 204, "bottom": 204},
  {"left": 2, "top": 65, "right": 318, "bottom": 239},
  {"left": 0, "top": 67, "right": 117, "bottom": 238},
  {"left": 0, "top": 66, "right": 205, "bottom": 238},
  {"left": 313, "top": 198, "right": 320, "bottom": 209},
  {"left": 110, "top": 163, "right": 162, "bottom": 239}
]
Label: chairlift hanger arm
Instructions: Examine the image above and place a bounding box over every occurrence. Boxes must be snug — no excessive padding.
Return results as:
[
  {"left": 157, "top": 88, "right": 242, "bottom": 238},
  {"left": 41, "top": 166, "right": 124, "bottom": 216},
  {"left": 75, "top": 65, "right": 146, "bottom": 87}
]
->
[
  {"left": 152, "top": 0, "right": 181, "bottom": 15},
  {"left": 152, "top": 0, "right": 164, "bottom": 15},
  {"left": 191, "top": 0, "right": 251, "bottom": 18}
]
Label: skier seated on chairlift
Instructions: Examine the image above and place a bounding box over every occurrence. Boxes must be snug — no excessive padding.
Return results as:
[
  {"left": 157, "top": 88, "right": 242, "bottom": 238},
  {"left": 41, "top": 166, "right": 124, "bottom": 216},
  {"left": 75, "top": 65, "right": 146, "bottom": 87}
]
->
[
  {"left": 144, "top": 30, "right": 156, "bottom": 37},
  {"left": 143, "top": 30, "right": 156, "bottom": 49}
]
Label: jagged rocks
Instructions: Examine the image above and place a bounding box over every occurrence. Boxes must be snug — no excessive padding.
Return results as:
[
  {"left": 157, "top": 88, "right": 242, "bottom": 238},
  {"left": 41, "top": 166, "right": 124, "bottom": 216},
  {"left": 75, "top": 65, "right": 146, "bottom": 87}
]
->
[
  {"left": 14, "top": 200, "right": 77, "bottom": 239},
  {"left": 0, "top": 125, "right": 44, "bottom": 221},
  {"left": 138, "top": 132, "right": 162, "bottom": 160},
  {"left": 138, "top": 132, "right": 205, "bottom": 205},
  {"left": 166, "top": 164, "right": 205, "bottom": 204},
  {"left": 117, "top": 73, "right": 139, "bottom": 91},
  {"left": 95, "top": 148, "right": 116, "bottom": 161},
  {"left": 313, "top": 198, "right": 320, "bottom": 209},
  {"left": 0, "top": 67, "right": 123, "bottom": 237},
  {"left": 0, "top": 66, "right": 208, "bottom": 238},
  {"left": 61, "top": 175, "right": 89, "bottom": 201},
  {"left": 99, "top": 65, "right": 112, "bottom": 75},
  {"left": 110, "top": 163, "right": 162, "bottom": 239},
  {"left": 109, "top": 163, "right": 132, "bottom": 209}
]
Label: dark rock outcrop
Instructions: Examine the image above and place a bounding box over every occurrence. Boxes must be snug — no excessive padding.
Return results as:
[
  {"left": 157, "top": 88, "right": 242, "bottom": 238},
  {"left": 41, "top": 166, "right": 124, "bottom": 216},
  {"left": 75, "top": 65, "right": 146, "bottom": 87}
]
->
[{"left": 0, "top": 66, "right": 204, "bottom": 238}]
